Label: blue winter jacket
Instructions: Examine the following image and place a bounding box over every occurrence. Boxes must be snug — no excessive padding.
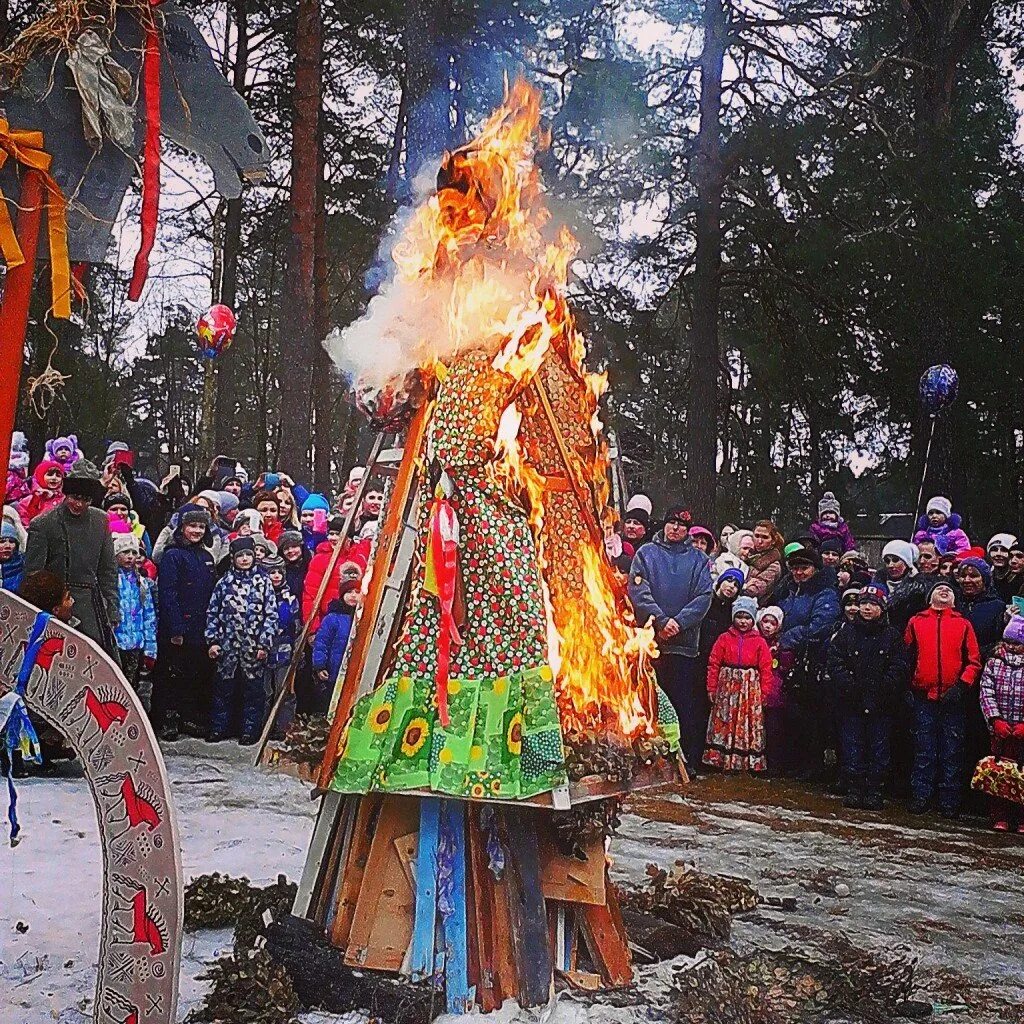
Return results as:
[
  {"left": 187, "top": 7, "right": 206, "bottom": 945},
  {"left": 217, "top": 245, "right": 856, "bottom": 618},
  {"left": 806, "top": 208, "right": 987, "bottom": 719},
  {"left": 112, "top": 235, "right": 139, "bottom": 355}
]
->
[
  {"left": 312, "top": 600, "right": 354, "bottom": 684},
  {"left": 775, "top": 568, "right": 840, "bottom": 657},
  {"left": 273, "top": 586, "right": 299, "bottom": 667},
  {"left": 0, "top": 551, "right": 24, "bottom": 593},
  {"left": 627, "top": 533, "right": 713, "bottom": 658},
  {"left": 114, "top": 568, "right": 158, "bottom": 657},
  {"left": 158, "top": 537, "right": 216, "bottom": 645}
]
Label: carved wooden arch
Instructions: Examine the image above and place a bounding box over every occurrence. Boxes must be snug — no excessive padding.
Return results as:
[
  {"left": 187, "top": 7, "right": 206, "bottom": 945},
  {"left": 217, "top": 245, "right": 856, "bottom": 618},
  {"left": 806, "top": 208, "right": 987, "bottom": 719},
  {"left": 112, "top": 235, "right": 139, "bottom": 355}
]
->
[{"left": 0, "top": 590, "right": 182, "bottom": 1024}]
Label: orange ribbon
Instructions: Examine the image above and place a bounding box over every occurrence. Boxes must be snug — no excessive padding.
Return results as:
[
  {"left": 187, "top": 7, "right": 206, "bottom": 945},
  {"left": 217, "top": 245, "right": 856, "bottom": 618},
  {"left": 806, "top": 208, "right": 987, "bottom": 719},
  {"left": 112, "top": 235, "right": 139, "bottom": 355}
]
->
[{"left": 0, "top": 119, "right": 72, "bottom": 319}]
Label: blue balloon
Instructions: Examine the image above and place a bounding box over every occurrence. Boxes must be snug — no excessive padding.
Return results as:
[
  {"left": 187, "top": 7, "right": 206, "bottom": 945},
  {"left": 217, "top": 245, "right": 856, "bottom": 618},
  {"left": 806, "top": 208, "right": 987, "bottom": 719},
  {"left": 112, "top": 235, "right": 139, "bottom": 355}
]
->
[{"left": 919, "top": 364, "right": 959, "bottom": 415}]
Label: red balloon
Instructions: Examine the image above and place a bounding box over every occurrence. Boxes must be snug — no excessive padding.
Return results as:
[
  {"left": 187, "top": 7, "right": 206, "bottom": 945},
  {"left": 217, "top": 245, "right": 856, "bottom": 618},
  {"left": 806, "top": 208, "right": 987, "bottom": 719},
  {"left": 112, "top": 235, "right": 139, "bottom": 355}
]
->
[{"left": 197, "top": 304, "right": 237, "bottom": 358}]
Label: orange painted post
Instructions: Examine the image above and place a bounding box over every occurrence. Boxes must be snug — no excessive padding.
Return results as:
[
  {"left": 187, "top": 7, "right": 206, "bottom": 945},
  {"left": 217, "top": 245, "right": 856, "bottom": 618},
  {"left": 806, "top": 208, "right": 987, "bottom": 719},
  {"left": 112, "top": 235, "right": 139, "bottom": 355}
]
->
[{"left": 0, "top": 168, "right": 45, "bottom": 482}]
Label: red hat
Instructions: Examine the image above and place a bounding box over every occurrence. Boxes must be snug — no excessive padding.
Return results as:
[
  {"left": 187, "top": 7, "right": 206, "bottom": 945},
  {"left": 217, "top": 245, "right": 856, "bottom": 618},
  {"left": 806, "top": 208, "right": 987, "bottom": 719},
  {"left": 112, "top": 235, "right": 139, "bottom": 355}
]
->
[{"left": 32, "top": 460, "right": 64, "bottom": 488}]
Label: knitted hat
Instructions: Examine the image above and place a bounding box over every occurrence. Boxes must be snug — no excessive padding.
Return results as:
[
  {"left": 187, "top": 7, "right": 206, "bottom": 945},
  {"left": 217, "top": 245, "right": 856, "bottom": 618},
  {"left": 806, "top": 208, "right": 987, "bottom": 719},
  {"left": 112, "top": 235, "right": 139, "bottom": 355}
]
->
[
  {"left": 882, "top": 539, "right": 918, "bottom": 569},
  {"left": 1, "top": 519, "right": 21, "bottom": 547},
  {"left": 732, "top": 596, "right": 758, "bottom": 621},
  {"left": 987, "top": 533, "right": 1017, "bottom": 553},
  {"left": 786, "top": 545, "right": 821, "bottom": 569},
  {"left": 113, "top": 533, "right": 140, "bottom": 557},
  {"left": 727, "top": 530, "right": 754, "bottom": 557},
  {"left": 926, "top": 496, "right": 953, "bottom": 518},
  {"left": 819, "top": 536, "right": 844, "bottom": 555},
  {"left": 217, "top": 491, "right": 239, "bottom": 516},
  {"left": 956, "top": 555, "right": 992, "bottom": 583},
  {"left": 9, "top": 431, "right": 29, "bottom": 472},
  {"left": 818, "top": 492, "right": 841, "bottom": 518},
  {"left": 179, "top": 505, "right": 212, "bottom": 529},
  {"left": 665, "top": 504, "right": 692, "bottom": 526},
  {"left": 1012, "top": 539, "right": 1024, "bottom": 557},
  {"left": 263, "top": 555, "right": 286, "bottom": 572},
  {"left": 102, "top": 491, "right": 132, "bottom": 511},
  {"left": 198, "top": 489, "right": 223, "bottom": 509},
  {"left": 623, "top": 507, "right": 650, "bottom": 530},
  {"left": 233, "top": 508, "right": 263, "bottom": 534},
  {"left": 62, "top": 460, "right": 104, "bottom": 502},
  {"left": 230, "top": 536, "right": 256, "bottom": 556},
  {"left": 716, "top": 568, "right": 745, "bottom": 592},
  {"left": 329, "top": 515, "right": 346, "bottom": 533},
  {"left": 842, "top": 586, "right": 862, "bottom": 605},
  {"left": 927, "top": 579, "right": 957, "bottom": 603},
  {"left": 1004, "top": 616, "right": 1024, "bottom": 645},
  {"left": 626, "top": 494, "right": 653, "bottom": 516},
  {"left": 252, "top": 535, "right": 278, "bottom": 558},
  {"left": 756, "top": 606, "right": 783, "bottom": 627},
  {"left": 839, "top": 549, "right": 868, "bottom": 568},
  {"left": 301, "top": 493, "right": 330, "bottom": 514},
  {"left": 279, "top": 530, "right": 304, "bottom": 552},
  {"left": 859, "top": 582, "right": 889, "bottom": 609}
]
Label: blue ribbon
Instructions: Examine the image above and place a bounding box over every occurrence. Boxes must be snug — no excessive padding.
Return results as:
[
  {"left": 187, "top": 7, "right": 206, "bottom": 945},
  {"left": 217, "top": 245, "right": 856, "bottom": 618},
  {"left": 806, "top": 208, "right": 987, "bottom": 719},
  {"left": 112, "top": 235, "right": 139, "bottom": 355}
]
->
[{"left": 16, "top": 612, "right": 51, "bottom": 695}]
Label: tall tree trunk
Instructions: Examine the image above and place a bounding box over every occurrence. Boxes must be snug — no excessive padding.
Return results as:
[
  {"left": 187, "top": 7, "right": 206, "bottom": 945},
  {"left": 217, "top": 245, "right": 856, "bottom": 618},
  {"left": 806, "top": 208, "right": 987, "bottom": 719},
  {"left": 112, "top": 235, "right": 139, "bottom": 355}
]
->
[
  {"left": 277, "top": 0, "right": 323, "bottom": 478},
  {"left": 312, "top": 119, "right": 334, "bottom": 493},
  {"left": 683, "top": 0, "right": 727, "bottom": 522}
]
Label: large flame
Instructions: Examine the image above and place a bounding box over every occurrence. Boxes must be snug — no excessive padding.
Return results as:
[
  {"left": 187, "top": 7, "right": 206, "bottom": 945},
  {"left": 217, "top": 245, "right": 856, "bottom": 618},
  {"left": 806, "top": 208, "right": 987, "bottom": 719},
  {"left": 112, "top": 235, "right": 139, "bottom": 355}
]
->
[{"left": 400, "top": 79, "right": 658, "bottom": 744}]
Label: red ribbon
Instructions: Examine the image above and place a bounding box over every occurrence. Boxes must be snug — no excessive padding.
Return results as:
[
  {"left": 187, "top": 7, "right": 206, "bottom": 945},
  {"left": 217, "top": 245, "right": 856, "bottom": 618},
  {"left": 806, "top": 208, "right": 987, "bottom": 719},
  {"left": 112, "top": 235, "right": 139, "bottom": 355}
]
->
[
  {"left": 128, "top": 2, "right": 163, "bottom": 301},
  {"left": 429, "top": 497, "right": 462, "bottom": 727}
]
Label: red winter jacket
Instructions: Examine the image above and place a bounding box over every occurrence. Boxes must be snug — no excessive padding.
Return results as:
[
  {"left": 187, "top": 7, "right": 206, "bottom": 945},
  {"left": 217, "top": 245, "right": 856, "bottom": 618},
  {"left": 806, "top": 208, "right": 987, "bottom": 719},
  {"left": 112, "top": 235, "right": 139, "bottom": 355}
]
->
[
  {"left": 904, "top": 607, "right": 982, "bottom": 700},
  {"left": 706, "top": 625, "right": 775, "bottom": 698}
]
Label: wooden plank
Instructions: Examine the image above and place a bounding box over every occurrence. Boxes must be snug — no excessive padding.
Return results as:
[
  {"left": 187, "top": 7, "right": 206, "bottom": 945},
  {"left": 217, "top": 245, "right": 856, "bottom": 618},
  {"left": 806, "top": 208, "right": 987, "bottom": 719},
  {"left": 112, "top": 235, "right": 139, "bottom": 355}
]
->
[
  {"left": 292, "top": 791, "right": 345, "bottom": 919},
  {"left": 579, "top": 881, "right": 632, "bottom": 987},
  {"left": 318, "top": 405, "right": 430, "bottom": 788},
  {"left": 322, "top": 799, "right": 359, "bottom": 934},
  {"left": 345, "top": 797, "right": 419, "bottom": 968},
  {"left": 440, "top": 800, "right": 473, "bottom": 1014},
  {"left": 410, "top": 797, "right": 441, "bottom": 982},
  {"left": 466, "top": 807, "right": 504, "bottom": 1012},
  {"left": 538, "top": 829, "right": 607, "bottom": 906},
  {"left": 503, "top": 809, "right": 553, "bottom": 1008},
  {"left": 311, "top": 797, "right": 352, "bottom": 927},
  {"left": 328, "top": 795, "right": 381, "bottom": 950}
]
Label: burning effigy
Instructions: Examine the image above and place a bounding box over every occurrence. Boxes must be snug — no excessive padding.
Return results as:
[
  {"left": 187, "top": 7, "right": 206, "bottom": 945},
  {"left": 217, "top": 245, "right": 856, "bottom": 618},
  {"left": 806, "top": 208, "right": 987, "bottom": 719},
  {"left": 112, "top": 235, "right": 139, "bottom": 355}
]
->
[{"left": 291, "top": 80, "right": 686, "bottom": 1013}]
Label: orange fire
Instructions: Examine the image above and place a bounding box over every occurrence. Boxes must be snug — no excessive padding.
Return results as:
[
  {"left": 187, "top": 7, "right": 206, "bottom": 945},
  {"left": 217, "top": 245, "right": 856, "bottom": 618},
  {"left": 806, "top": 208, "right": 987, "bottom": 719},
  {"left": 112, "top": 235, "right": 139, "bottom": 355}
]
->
[{"left": 403, "top": 79, "right": 658, "bottom": 743}]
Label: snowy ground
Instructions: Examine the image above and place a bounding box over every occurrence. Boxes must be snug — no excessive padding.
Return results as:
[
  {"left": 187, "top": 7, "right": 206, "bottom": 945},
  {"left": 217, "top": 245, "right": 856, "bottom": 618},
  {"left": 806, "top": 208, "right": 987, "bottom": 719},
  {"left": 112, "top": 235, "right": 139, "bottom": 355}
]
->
[{"left": 2, "top": 747, "right": 1023, "bottom": 1023}]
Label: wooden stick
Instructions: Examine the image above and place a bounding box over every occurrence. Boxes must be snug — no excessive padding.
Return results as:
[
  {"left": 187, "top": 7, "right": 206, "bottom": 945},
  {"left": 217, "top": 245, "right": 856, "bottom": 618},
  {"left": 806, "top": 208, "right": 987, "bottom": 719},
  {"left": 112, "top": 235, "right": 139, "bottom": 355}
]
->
[
  {"left": 316, "top": 402, "right": 430, "bottom": 789},
  {"left": 254, "top": 430, "right": 388, "bottom": 763}
]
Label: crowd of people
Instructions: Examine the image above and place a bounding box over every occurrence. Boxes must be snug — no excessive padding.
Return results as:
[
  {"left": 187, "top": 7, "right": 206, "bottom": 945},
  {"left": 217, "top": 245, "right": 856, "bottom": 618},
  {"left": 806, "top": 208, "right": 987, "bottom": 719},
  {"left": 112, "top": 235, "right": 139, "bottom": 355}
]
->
[
  {"left": 622, "top": 491, "right": 1024, "bottom": 831},
  {"left": 3, "top": 433, "right": 382, "bottom": 752},
  {"left": 5, "top": 431, "right": 1024, "bottom": 832}
]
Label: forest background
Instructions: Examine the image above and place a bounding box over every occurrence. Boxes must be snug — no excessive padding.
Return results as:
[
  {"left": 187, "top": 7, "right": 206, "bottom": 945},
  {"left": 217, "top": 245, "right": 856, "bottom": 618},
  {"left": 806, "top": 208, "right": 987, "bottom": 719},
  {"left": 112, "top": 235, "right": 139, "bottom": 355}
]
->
[{"left": 4, "top": 0, "right": 1024, "bottom": 536}]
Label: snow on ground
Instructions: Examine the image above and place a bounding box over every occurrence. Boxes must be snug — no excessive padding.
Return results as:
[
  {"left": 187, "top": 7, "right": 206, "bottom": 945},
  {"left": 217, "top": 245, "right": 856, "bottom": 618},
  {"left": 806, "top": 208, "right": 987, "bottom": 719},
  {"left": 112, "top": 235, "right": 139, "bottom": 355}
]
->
[{"left": 3, "top": 747, "right": 1024, "bottom": 1023}]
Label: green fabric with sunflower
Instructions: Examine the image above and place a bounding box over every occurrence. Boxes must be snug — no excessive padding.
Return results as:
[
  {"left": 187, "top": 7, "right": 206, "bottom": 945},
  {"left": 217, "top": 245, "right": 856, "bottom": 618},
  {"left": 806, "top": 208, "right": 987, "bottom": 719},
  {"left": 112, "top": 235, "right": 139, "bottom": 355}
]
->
[{"left": 330, "top": 354, "right": 569, "bottom": 801}]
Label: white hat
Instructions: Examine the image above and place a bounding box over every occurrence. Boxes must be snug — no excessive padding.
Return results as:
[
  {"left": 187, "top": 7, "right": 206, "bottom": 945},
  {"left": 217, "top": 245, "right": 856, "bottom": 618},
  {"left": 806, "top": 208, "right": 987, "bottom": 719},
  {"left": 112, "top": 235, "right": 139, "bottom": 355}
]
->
[
  {"left": 926, "top": 496, "right": 953, "bottom": 518},
  {"left": 756, "top": 606, "right": 784, "bottom": 627},
  {"left": 882, "top": 539, "right": 918, "bottom": 568},
  {"left": 988, "top": 533, "right": 1017, "bottom": 552},
  {"left": 113, "top": 533, "right": 140, "bottom": 556},
  {"left": 626, "top": 494, "right": 652, "bottom": 516},
  {"left": 348, "top": 466, "right": 366, "bottom": 485}
]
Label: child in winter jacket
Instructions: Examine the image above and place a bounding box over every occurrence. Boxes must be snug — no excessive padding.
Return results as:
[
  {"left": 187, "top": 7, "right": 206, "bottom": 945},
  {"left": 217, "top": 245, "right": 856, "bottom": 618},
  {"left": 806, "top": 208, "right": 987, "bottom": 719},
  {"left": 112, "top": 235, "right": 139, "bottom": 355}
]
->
[
  {"left": 303, "top": 518, "right": 370, "bottom": 632},
  {"left": 264, "top": 556, "right": 299, "bottom": 669},
  {"left": 978, "top": 615, "right": 1024, "bottom": 832},
  {"left": 16, "top": 461, "right": 64, "bottom": 527},
  {"left": 5, "top": 431, "right": 30, "bottom": 504},
  {"left": 311, "top": 581, "right": 360, "bottom": 711},
  {"left": 912, "top": 496, "right": 970, "bottom": 555},
  {"left": 756, "top": 606, "right": 792, "bottom": 774},
  {"left": 112, "top": 534, "right": 157, "bottom": 696},
  {"left": 904, "top": 580, "right": 982, "bottom": 816},
  {"left": 299, "top": 493, "right": 330, "bottom": 552},
  {"left": 826, "top": 583, "right": 908, "bottom": 810},
  {"left": 704, "top": 596, "right": 774, "bottom": 772},
  {"left": 808, "top": 492, "right": 856, "bottom": 552},
  {"left": 0, "top": 519, "right": 25, "bottom": 592},
  {"left": 44, "top": 435, "right": 83, "bottom": 474},
  {"left": 205, "top": 536, "right": 279, "bottom": 744}
]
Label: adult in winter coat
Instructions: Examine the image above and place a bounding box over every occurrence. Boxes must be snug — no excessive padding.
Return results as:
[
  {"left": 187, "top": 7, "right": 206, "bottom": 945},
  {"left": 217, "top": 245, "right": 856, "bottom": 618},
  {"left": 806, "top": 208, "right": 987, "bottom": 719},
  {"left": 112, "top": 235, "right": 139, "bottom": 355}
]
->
[
  {"left": 995, "top": 540, "right": 1024, "bottom": 603},
  {"left": 205, "top": 537, "right": 280, "bottom": 744},
  {"left": 913, "top": 496, "right": 970, "bottom": 555},
  {"left": 742, "top": 520, "right": 785, "bottom": 604},
  {"left": 956, "top": 556, "right": 1005, "bottom": 656},
  {"left": 987, "top": 534, "right": 1018, "bottom": 603},
  {"left": 874, "top": 540, "right": 930, "bottom": 634},
  {"left": 905, "top": 580, "right": 982, "bottom": 816},
  {"left": 16, "top": 460, "right": 65, "bottom": 527},
  {"left": 628, "top": 504, "right": 713, "bottom": 774},
  {"left": 808, "top": 492, "right": 856, "bottom": 552},
  {"left": 154, "top": 505, "right": 217, "bottom": 738},
  {"left": 704, "top": 596, "right": 773, "bottom": 772},
  {"left": 774, "top": 545, "right": 840, "bottom": 778},
  {"left": 978, "top": 615, "right": 1024, "bottom": 831},
  {"left": 24, "top": 464, "right": 120, "bottom": 655},
  {"left": 826, "top": 583, "right": 908, "bottom": 809}
]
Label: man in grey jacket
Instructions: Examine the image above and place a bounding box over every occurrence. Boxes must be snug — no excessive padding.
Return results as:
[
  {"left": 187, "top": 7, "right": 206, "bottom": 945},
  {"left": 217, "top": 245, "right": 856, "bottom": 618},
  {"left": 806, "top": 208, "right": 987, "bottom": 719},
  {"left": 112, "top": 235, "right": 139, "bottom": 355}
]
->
[
  {"left": 628, "top": 504, "right": 714, "bottom": 774},
  {"left": 24, "top": 461, "right": 120, "bottom": 656}
]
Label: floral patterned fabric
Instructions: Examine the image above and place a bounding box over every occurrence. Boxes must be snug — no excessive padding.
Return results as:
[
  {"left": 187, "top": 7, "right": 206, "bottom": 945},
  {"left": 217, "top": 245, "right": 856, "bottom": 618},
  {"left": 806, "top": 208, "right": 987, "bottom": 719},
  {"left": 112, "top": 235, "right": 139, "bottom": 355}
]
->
[
  {"left": 331, "top": 353, "right": 567, "bottom": 800},
  {"left": 704, "top": 666, "right": 767, "bottom": 772}
]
